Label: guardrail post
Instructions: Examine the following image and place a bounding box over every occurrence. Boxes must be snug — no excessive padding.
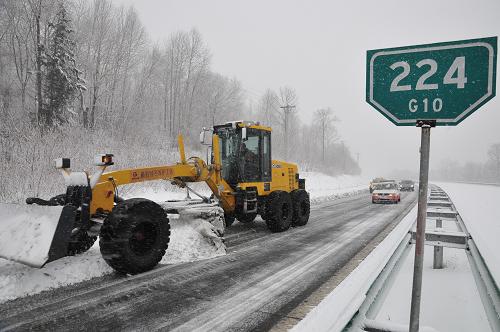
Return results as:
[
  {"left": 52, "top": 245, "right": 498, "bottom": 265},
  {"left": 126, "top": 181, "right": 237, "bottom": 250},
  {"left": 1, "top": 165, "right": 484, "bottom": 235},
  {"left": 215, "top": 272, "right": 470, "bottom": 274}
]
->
[{"left": 433, "top": 219, "right": 444, "bottom": 269}]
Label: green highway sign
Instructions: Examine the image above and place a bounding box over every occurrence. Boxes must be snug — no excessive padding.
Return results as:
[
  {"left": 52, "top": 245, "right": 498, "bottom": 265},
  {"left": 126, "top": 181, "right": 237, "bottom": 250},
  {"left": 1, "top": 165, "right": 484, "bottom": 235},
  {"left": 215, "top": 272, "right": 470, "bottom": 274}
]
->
[{"left": 366, "top": 37, "right": 497, "bottom": 126}]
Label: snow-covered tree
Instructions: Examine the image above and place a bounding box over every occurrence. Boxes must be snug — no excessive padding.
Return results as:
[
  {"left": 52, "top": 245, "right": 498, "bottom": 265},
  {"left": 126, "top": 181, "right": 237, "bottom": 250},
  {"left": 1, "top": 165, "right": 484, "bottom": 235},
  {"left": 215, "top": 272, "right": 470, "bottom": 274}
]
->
[{"left": 43, "top": 1, "right": 85, "bottom": 126}]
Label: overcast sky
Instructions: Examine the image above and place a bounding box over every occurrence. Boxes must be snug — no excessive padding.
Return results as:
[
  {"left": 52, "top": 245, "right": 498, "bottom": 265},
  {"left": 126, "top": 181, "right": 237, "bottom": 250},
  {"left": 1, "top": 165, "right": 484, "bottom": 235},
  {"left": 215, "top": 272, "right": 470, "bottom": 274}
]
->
[{"left": 114, "top": 0, "right": 500, "bottom": 178}]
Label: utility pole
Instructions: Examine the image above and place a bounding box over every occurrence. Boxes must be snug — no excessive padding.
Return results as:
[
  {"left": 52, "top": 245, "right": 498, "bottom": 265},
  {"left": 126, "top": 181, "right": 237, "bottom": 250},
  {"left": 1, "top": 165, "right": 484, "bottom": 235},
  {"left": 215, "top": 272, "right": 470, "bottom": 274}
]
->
[
  {"left": 280, "top": 104, "right": 295, "bottom": 159},
  {"left": 321, "top": 120, "right": 326, "bottom": 164}
]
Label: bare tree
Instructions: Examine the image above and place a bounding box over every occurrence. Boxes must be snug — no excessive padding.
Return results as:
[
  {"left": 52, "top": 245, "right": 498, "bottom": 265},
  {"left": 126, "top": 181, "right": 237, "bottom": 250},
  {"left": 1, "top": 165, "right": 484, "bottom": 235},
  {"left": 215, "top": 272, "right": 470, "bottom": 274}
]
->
[
  {"left": 256, "top": 88, "right": 279, "bottom": 126},
  {"left": 313, "top": 108, "right": 339, "bottom": 163}
]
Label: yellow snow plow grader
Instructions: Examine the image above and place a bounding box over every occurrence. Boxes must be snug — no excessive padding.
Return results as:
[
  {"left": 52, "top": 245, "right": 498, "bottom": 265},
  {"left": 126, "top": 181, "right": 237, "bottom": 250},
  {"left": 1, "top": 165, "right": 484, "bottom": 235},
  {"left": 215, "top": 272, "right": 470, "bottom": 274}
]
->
[{"left": 0, "top": 121, "right": 310, "bottom": 274}]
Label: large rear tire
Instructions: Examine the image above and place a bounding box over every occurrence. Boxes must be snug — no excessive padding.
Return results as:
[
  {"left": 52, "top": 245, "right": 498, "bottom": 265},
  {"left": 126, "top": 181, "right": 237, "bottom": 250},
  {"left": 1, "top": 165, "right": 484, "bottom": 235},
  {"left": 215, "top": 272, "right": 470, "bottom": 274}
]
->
[
  {"left": 291, "top": 189, "right": 310, "bottom": 226},
  {"left": 99, "top": 198, "right": 170, "bottom": 274},
  {"left": 265, "top": 191, "right": 293, "bottom": 232}
]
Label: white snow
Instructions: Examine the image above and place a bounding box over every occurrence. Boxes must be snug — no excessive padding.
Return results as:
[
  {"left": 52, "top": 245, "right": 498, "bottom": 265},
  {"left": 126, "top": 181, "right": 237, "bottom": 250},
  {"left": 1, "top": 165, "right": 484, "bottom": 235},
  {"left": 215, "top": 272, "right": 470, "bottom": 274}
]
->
[
  {"left": 294, "top": 183, "right": 496, "bottom": 332},
  {"left": 435, "top": 182, "right": 500, "bottom": 287},
  {"left": 301, "top": 172, "right": 368, "bottom": 202},
  {"left": 291, "top": 205, "right": 418, "bottom": 332},
  {"left": 0, "top": 171, "right": 367, "bottom": 303},
  {"left": 0, "top": 204, "right": 64, "bottom": 267},
  {"left": 0, "top": 215, "right": 225, "bottom": 303},
  {"left": 375, "top": 241, "right": 490, "bottom": 332}
]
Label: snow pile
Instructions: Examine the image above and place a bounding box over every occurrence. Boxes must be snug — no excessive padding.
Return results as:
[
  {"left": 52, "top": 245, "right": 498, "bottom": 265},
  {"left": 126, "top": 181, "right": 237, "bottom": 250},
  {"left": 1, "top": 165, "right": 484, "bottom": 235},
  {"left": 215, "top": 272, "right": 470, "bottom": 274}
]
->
[
  {"left": 292, "top": 205, "right": 418, "bottom": 332},
  {"left": 302, "top": 172, "right": 368, "bottom": 203},
  {"left": 435, "top": 182, "right": 500, "bottom": 286},
  {"left": 0, "top": 212, "right": 225, "bottom": 304},
  {"left": 160, "top": 200, "right": 226, "bottom": 263},
  {"left": 161, "top": 218, "right": 225, "bottom": 264},
  {"left": 0, "top": 171, "right": 367, "bottom": 303}
]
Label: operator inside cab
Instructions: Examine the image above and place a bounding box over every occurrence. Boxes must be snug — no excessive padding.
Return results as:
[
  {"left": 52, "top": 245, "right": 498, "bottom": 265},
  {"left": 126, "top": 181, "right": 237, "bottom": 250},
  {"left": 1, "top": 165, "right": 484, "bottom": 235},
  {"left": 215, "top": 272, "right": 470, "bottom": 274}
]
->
[
  {"left": 240, "top": 141, "right": 259, "bottom": 181},
  {"left": 214, "top": 122, "right": 272, "bottom": 187}
]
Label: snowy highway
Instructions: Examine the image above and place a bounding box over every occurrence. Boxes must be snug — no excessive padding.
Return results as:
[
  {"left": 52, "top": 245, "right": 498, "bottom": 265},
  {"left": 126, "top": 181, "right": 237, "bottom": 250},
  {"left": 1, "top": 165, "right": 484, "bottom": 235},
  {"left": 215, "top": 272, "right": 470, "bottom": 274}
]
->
[{"left": 0, "top": 191, "right": 417, "bottom": 331}]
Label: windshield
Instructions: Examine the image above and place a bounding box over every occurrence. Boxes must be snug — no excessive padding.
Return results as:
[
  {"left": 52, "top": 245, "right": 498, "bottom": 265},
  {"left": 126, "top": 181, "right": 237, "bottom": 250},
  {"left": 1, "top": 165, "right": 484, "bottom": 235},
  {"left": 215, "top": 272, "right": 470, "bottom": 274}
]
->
[
  {"left": 216, "top": 127, "right": 240, "bottom": 184},
  {"left": 374, "top": 183, "right": 398, "bottom": 190}
]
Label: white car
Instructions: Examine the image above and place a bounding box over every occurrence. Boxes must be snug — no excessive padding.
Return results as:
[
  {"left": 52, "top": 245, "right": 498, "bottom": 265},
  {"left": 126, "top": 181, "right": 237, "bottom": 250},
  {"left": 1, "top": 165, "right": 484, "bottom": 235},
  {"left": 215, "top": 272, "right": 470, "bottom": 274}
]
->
[{"left": 372, "top": 182, "right": 401, "bottom": 204}]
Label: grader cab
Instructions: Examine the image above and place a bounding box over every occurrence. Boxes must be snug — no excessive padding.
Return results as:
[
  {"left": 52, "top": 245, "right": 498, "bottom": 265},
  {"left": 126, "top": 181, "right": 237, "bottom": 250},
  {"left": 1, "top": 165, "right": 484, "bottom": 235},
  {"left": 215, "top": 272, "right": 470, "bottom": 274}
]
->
[{"left": 0, "top": 121, "right": 310, "bottom": 274}]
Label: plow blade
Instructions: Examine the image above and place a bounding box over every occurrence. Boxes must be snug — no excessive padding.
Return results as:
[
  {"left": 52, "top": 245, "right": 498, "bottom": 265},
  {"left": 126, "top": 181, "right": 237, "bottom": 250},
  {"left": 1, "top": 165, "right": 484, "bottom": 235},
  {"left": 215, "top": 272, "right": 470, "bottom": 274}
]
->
[{"left": 0, "top": 203, "right": 76, "bottom": 268}]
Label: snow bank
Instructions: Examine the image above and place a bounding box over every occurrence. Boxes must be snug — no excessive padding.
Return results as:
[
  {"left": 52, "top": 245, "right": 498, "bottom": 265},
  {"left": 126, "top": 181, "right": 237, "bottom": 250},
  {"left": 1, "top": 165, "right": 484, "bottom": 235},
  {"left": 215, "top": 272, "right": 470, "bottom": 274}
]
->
[
  {"left": 434, "top": 182, "right": 500, "bottom": 287},
  {"left": 302, "top": 172, "right": 368, "bottom": 203},
  {"left": 124, "top": 172, "right": 369, "bottom": 205},
  {"left": 291, "top": 205, "right": 418, "bottom": 332},
  {"left": 375, "top": 194, "right": 491, "bottom": 332},
  {"left": 0, "top": 216, "right": 225, "bottom": 304},
  {"left": 375, "top": 242, "right": 490, "bottom": 332}
]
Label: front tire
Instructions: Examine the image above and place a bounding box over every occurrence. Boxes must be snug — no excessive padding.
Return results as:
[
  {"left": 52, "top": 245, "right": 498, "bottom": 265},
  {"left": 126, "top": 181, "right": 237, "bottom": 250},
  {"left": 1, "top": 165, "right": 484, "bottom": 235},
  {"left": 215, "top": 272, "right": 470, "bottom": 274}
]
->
[
  {"left": 265, "top": 191, "right": 293, "bottom": 232},
  {"left": 67, "top": 230, "right": 97, "bottom": 256},
  {"left": 237, "top": 213, "right": 257, "bottom": 223},
  {"left": 291, "top": 189, "right": 310, "bottom": 226},
  {"left": 224, "top": 213, "right": 235, "bottom": 227},
  {"left": 99, "top": 198, "right": 170, "bottom": 274}
]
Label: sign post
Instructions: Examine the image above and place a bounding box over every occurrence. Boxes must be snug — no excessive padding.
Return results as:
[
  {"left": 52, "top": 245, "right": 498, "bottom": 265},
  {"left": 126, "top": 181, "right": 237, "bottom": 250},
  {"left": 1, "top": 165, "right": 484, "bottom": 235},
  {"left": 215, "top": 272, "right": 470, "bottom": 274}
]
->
[
  {"left": 366, "top": 37, "right": 497, "bottom": 331},
  {"left": 409, "top": 120, "right": 432, "bottom": 331}
]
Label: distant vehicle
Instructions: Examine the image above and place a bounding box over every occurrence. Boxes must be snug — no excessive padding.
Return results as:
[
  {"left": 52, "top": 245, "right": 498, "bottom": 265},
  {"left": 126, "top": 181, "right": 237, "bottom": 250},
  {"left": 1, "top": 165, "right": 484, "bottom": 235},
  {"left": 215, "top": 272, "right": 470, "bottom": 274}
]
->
[
  {"left": 369, "top": 177, "right": 386, "bottom": 193},
  {"left": 399, "top": 180, "right": 415, "bottom": 192},
  {"left": 372, "top": 182, "right": 401, "bottom": 204}
]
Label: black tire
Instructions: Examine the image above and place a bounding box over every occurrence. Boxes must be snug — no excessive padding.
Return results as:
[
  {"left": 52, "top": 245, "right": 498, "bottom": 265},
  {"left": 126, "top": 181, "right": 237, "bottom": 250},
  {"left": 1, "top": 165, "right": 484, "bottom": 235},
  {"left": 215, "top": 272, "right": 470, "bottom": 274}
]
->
[
  {"left": 265, "top": 191, "right": 293, "bottom": 232},
  {"left": 99, "top": 198, "right": 170, "bottom": 274},
  {"left": 237, "top": 213, "right": 257, "bottom": 223},
  {"left": 224, "top": 213, "right": 235, "bottom": 227},
  {"left": 67, "top": 230, "right": 97, "bottom": 256},
  {"left": 259, "top": 199, "right": 270, "bottom": 221},
  {"left": 291, "top": 189, "right": 310, "bottom": 226}
]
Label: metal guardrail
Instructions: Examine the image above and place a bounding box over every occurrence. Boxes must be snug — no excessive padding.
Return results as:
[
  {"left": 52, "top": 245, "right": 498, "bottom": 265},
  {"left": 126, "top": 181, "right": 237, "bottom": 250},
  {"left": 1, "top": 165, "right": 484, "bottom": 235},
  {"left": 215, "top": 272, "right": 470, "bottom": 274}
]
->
[{"left": 345, "top": 185, "right": 500, "bottom": 332}]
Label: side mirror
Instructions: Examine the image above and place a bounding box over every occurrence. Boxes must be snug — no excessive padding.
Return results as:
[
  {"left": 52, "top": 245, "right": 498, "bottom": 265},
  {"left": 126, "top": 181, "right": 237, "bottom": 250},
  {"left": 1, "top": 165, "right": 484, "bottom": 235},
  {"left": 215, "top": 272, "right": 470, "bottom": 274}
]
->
[
  {"left": 199, "top": 128, "right": 212, "bottom": 146},
  {"left": 55, "top": 158, "right": 71, "bottom": 169},
  {"left": 242, "top": 127, "right": 247, "bottom": 141}
]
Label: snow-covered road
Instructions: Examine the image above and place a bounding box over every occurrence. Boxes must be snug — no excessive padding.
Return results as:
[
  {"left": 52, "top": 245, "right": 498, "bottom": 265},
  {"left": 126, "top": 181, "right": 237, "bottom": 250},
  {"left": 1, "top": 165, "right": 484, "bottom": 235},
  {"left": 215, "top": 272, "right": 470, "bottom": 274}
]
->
[
  {"left": 0, "top": 191, "right": 417, "bottom": 331},
  {"left": 0, "top": 172, "right": 367, "bottom": 303}
]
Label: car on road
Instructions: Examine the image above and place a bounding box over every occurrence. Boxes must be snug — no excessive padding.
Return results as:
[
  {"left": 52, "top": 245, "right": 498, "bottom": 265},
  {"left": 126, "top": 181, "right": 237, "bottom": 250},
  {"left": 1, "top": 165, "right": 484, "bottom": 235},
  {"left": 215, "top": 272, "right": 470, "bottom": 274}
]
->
[
  {"left": 372, "top": 181, "right": 401, "bottom": 204},
  {"left": 399, "top": 179, "right": 415, "bottom": 191},
  {"left": 369, "top": 177, "right": 386, "bottom": 193}
]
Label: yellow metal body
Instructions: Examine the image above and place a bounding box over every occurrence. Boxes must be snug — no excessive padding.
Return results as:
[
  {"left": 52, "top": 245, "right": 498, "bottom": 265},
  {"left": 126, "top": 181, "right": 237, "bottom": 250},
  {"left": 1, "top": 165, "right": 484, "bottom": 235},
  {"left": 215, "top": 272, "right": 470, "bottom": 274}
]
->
[
  {"left": 238, "top": 122, "right": 272, "bottom": 132},
  {"left": 90, "top": 135, "right": 235, "bottom": 215},
  {"left": 90, "top": 124, "right": 301, "bottom": 216},
  {"left": 234, "top": 122, "right": 299, "bottom": 196},
  {"left": 237, "top": 160, "right": 299, "bottom": 196}
]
